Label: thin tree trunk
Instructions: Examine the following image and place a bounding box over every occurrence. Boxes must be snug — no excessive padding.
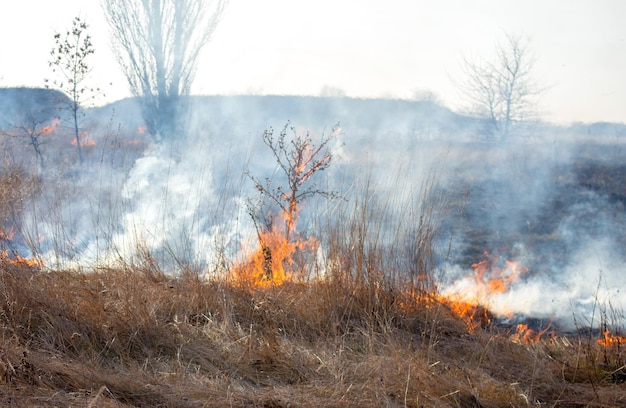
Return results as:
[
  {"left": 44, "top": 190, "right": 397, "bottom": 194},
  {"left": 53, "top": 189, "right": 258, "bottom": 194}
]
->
[{"left": 73, "top": 104, "right": 83, "bottom": 164}]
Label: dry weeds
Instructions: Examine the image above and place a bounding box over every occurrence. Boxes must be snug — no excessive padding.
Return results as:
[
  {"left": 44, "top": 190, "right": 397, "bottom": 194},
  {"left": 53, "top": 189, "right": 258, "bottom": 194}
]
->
[{"left": 0, "top": 261, "right": 623, "bottom": 407}]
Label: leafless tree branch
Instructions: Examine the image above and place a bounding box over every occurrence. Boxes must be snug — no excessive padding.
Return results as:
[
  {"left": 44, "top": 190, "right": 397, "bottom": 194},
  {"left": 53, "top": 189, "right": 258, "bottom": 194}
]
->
[
  {"left": 101, "top": 0, "right": 227, "bottom": 139},
  {"left": 459, "top": 33, "right": 544, "bottom": 141},
  {"left": 246, "top": 122, "right": 342, "bottom": 279}
]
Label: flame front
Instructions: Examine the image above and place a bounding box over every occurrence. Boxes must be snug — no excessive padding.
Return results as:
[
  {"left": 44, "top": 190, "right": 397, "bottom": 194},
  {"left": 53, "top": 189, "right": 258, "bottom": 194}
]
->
[
  {"left": 409, "top": 252, "right": 533, "bottom": 331},
  {"left": 41, "top": 117, "right": 61, "bottom": 135},
  {"left": 471, "top": 255, "right": 528, "bottom": 296},
  {"left": 0, "top": 250, "right": 41, "bottom": 268},
  {"left": 597, "top": 330, "right": 626, "bottom": 347},
  {"left": 510, "top": 322, "right": 553, "bottom": 344},
  {"left": 232, "top": 211, "right": 317, "bottom": 287},
  {"left": 442, "top": 252, "right": 529, "bottom": 321},
  {"left": 0, "top": 227, "right": 43, "bottom": 268},
  {"left": 71, "top": 131, "right": 96, "bottom": 147}
]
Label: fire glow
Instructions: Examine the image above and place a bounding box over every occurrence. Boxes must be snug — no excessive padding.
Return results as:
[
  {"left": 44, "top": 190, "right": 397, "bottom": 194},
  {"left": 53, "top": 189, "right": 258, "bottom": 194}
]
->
[
  {"left": 0, "top": 227, "right": 42, "bottom": 268},
  {"left": 597, "top": 330, "right": 626, "bottom": 347},
  {"left": 232, "top": 211, "right": 318, "bottom": 287},
  {"left": 510, "top": 323, "right": 553, "bottom": 344},
  {"left": 71, "top": 131, "right": 96, "bottom": 147},
  {"left": 41, "top": 117, "right": 61, "bottom": 135},
  {"left": 471, "top": 254, "right": 528, "bottom": 300},
  {"left": 0, "top": 250, "right": 41, "bottom": 268},
  {"left": 425, "top": 252, "right": 557, "bottom": 342},
  {"left": 442, "top": 252, "right": 529, "bottom": 321}
]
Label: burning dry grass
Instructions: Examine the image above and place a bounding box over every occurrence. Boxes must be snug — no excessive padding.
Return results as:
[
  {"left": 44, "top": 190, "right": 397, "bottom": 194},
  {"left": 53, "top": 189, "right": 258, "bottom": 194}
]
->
[
  {"left": 0, "top": 259, "right": 624, "bottom": 407},
  {"left": 0, "top": 145, "right": 624, "bottom": 406}
]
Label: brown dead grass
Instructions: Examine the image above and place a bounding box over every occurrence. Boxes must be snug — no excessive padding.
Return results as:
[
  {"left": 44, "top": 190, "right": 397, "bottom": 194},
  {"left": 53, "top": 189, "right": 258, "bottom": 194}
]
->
[{"left": 0, "top": 261, "right": 623, "bottom": 407}]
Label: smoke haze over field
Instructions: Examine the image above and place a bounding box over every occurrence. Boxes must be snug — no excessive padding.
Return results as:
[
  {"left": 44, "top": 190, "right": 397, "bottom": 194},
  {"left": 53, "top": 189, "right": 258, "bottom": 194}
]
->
[
  {"left": 0, "top": 89, "right": 625, "bottom": 330},
  {"left": 438, "top": 140, "right": 626, "bottom": 328}
]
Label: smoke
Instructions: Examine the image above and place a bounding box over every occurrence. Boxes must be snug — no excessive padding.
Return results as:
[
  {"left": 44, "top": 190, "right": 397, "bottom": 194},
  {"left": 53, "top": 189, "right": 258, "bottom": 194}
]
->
[
  {"left": 15, "top": 97, "right": 250, "bottom": 272},
  {"left": 528, "top": 240, "right": 624, "bottom": 325},
  {"left": 3, "top": 89, "right": 624, "bottom": 328},
  {"left": 438, "top": 138, "right": 626, "bottom": 328},
  {"left": 99, "top": 141, "right": 226, "bottom": 268},
  {"left": 84, "top": 121, "right": 253, "bottom": 272},
  {"left": 442, "top": 239, "right": 625, "bottom": 328}
]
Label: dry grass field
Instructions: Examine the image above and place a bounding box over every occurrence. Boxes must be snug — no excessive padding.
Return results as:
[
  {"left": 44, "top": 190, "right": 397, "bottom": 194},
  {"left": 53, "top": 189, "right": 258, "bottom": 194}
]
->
[{"left": 0, "top": 260, "right": 624, "bottom": 407}]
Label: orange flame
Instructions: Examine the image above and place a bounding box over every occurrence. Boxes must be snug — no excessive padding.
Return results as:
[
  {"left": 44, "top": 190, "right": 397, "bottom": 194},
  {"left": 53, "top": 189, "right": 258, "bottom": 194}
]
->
[
  {"left": 41, "top": 117, "right": 61, "bottom": 135},
  {"left": 71, "top": 131, "right": 96, "bottom": 147},
  {"left": 471, "top": 255, "right": 528, "bottom": 295},
  {"left": 399, "top": 292, "right": 493, "bottom": 330},
  {"left": 510, "top": 322, "right": 552, "bottom": 344},
  {"left": 448, "top": 253, "right": 529, "bottom": 319},
  {"left": 232, "top": 212, "right": 317, "bottom": 287},
  {"left": 0, "top": 250, "right": 41, "bottom": 268},
  {"left": 440, "top": 295, "right": 493, "bottom": 329},
  {"left": 422, "top": 252, "right": 531, "bottom": 330},
  {"left": 597, "top": 330, "right": 626, "bottom": 347},
  {"left": 0, "top": 227, "right": 43, "bottom": 268},
  {"left": 403, "top": 253, "right": 558, "bottom": 343}
]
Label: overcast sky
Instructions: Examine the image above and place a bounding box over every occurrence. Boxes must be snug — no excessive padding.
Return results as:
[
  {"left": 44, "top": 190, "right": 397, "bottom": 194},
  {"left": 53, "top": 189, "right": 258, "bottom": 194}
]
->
[{"left": 1, "top": 0, "right": 624, "bottom": 124}]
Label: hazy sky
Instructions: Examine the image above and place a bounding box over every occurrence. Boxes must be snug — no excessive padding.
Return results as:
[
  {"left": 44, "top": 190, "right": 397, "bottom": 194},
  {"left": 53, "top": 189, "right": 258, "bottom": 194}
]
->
[{"left": 1, "top": 0, "right": 624, "bottom": 124}]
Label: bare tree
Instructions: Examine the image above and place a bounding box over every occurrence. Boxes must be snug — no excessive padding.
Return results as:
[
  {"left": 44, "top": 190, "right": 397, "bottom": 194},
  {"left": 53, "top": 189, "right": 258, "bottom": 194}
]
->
[
  {"left": 23, "top": 119, "right": 48, "bottom": 172},
  {"left": 46, "top": 16, "right": 100, "bottom": 164},
  {"left": 246, "top": 123, "right": 342, "bottom": 281},
  {"left": 101, "top": 0, "right": 227, "bottom": 140},
  {"left": 11, "top": 114, "right": 58, "bottom": 174},
  {"left": 460, "top": 33, "right": 543, "bottom": 141}
]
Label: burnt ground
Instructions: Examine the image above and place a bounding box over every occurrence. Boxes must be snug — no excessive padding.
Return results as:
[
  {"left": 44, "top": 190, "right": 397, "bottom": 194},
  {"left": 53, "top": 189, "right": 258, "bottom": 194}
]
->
[{"left": 441, "top": 141, "right": 626, "bottom": 273}]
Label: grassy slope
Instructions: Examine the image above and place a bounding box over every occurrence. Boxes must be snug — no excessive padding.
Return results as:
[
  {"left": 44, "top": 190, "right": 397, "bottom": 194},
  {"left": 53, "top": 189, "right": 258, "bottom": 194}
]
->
[{"left": 0, "top": 263, "right": 624, "bottom": 407}]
